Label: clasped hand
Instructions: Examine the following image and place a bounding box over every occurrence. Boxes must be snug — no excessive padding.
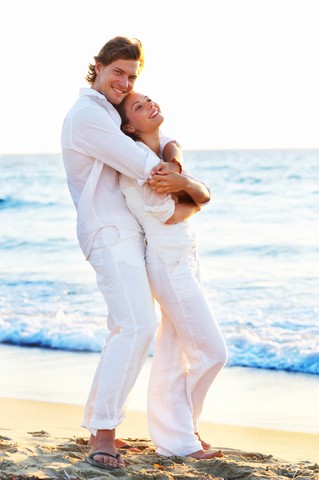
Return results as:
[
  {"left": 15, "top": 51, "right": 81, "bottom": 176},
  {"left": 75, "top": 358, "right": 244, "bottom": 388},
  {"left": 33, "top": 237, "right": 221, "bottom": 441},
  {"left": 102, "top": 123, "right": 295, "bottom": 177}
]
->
[{"left": 148, "top": 162, "right": 186, "bottom": 195}]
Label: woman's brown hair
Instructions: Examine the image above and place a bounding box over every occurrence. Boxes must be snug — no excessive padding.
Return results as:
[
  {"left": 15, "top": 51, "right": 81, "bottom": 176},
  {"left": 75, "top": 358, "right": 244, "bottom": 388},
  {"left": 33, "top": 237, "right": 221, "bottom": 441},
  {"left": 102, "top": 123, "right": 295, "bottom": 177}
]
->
[{"left": 115, "top": 95, "right": 140, "bottom": 141}]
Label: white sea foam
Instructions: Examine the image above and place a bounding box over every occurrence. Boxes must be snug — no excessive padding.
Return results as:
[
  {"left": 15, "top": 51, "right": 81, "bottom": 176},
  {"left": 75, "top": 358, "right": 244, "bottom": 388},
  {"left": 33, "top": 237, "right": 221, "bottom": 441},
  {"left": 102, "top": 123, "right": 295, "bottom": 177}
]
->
[{"left": 1, "top": 150, "right": 318, "bottom": 375}]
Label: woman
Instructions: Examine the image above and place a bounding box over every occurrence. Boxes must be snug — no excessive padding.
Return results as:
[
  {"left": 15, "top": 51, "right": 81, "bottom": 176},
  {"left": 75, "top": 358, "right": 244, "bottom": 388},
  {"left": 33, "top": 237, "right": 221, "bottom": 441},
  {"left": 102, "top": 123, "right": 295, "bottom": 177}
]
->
[{"left": 116, "top": 92, "right": 228, "bottom": 459}]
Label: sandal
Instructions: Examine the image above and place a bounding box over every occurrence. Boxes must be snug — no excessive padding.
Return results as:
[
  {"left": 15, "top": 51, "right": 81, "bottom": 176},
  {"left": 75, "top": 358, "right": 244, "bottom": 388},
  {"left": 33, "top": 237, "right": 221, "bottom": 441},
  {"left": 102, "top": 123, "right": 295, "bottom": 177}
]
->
[{"left": 86, "top": 451, "right": 122, "bottom": 470}]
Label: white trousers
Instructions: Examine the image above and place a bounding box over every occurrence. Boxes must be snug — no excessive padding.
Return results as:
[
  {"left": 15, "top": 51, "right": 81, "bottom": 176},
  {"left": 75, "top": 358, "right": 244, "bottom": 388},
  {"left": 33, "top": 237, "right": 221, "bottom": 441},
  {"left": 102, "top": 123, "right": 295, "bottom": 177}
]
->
[
  {"left": 82, "top": 227, "right": 157, "bottom": 433},
  {"left": 146, "top": 246, "right": 228, "bottom": 456}
]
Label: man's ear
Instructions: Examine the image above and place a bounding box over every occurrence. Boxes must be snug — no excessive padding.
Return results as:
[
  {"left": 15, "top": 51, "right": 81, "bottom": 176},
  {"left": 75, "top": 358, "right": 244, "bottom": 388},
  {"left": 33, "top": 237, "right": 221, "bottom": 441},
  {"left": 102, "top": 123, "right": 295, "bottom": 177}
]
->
[{"left": 95, "top": 61, "right": 103, "bottom": 75}]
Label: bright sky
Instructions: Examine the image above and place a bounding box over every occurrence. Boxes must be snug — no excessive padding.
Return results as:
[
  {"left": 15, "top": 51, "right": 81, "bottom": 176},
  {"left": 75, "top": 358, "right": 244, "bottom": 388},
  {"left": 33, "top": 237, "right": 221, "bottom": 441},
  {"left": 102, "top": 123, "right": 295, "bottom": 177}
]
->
[{"left": 1, "top": 0, "right": 319, "bottom": 153}]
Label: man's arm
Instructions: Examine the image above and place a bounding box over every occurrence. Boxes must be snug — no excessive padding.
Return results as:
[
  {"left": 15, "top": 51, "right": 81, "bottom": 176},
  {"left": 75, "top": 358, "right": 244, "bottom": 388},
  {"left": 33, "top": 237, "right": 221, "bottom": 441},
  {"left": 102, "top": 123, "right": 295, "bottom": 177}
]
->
[{"left": 69, "top": 106, "right": 160, "bottom": 182}]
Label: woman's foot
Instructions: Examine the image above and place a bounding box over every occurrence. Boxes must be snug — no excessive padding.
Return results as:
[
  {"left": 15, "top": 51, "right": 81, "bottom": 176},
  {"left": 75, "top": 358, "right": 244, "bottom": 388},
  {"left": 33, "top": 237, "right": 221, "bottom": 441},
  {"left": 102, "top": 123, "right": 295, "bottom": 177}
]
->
[
  {"left": 195, "top": 432, "right": 212, "bottom": 451},
  {"left": 187, "top": 448, "right": 223, "bottom": 459},
  {"left": 115, "top": 438, "right": 142, "bottom": 452}
]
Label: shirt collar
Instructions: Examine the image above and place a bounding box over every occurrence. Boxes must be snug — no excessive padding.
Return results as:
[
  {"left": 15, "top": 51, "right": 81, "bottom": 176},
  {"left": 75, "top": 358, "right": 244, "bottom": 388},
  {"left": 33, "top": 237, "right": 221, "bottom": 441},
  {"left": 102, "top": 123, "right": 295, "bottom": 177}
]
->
[
  {"left": 79, "top": 88, "right": 121, "bottom": 125},
  {"left": 80, "top": 87, "right": 109, "bottom": 105}
]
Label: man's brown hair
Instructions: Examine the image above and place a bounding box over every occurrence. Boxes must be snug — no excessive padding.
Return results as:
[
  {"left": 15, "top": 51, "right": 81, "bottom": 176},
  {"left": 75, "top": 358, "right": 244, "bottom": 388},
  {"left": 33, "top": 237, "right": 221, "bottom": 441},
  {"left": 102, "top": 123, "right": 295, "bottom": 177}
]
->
[{"left": 86, "top": 36, "right": 144, "bottom": 85}]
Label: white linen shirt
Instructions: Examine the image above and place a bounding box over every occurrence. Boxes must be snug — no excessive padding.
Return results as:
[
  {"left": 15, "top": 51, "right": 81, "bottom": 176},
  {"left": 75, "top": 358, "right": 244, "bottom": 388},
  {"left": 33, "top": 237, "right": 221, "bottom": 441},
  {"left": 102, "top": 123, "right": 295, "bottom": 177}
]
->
[{"left": 61, "top": 88, "right": 168, "bottom": 259}]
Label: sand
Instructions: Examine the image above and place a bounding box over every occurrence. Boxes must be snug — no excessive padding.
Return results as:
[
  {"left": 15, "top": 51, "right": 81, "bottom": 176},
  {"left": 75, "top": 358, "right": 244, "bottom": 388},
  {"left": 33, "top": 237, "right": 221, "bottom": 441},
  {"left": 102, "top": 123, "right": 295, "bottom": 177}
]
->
[{"left": 0, "top": 397, "right": 318, "bottom": 479}]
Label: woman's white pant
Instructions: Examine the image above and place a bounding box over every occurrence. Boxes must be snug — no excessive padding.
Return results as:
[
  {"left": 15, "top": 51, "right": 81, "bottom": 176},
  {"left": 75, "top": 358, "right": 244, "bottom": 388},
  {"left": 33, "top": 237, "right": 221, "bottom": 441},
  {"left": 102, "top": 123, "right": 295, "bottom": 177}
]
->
[
  {"left": 82, "top": 227, "right": 157, "bottom": 433},
  {"left": 146, "top": 247, "right": 228, "bottom": 456}
]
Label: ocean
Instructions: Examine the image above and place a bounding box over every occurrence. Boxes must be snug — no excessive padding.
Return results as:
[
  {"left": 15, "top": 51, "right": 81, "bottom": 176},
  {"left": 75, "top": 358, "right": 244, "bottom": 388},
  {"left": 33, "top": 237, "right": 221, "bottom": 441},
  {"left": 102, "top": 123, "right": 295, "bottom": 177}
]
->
[{"left": 1, "top": 149, "right": 319, "bottom": 375}]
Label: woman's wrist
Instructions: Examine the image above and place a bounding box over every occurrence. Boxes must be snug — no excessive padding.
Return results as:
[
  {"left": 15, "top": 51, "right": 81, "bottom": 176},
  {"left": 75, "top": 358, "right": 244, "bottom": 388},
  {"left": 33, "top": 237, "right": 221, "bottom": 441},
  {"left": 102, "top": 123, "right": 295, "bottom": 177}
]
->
[{"left": 169, "top": 158, "right": 182, "bottom": 174}]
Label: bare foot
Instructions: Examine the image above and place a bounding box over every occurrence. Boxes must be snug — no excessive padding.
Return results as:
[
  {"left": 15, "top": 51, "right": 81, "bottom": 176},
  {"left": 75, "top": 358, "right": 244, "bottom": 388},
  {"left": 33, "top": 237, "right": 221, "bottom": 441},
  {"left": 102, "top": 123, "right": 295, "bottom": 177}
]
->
[
  {"left": 88, "top": 433, "right": 95, "bottom": 447},
  {"left": 89, "top": 429, "right": 125, "bottom": 469},
  {"left": 187, "top": 449, "right": 224, "bottom": 459},
  {"left": 88, "top": 434, "right": 140, "bottom": 452},
  {"left": 88, "top": 451, "right": 124, "bottom": 469},
  {"left": 195, "top": 432, "right": 212, "bottom": 451},
  {"left": 115, "top": 438, "right": 141, "bottom": 452}
]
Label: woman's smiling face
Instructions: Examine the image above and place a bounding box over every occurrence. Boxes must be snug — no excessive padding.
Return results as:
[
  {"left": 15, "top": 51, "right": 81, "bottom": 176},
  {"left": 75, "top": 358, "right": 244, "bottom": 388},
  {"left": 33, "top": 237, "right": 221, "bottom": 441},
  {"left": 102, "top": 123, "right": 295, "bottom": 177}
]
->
[{"left": 123, "top": 92, "right": 164, "bottom": 136}]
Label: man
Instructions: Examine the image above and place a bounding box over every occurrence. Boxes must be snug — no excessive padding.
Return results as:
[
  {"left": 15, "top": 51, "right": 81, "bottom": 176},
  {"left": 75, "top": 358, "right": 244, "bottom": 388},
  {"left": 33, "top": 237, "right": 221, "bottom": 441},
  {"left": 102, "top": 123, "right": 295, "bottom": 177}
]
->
[{"left": 61, "top": 36, "right": 193, "bottom": 470}]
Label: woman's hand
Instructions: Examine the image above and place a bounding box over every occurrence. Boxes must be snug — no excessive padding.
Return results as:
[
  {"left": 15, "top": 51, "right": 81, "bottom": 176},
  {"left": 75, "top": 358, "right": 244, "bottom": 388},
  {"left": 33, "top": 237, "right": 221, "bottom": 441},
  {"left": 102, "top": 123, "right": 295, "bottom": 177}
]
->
[
  {"left": 149, "top": 161, "right": 181, "bottom": 177},
  {"left": 148, "top": 172, "right": 188, "bottom": 194}
]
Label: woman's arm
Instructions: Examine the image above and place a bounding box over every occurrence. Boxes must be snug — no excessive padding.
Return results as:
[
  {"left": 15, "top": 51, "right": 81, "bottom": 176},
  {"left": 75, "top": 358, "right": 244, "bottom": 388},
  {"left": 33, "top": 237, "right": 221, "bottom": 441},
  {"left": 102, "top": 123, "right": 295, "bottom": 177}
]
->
[
  {"left": 162, "top": 141, "right": 183, "bottom": 172},
  {"left": 149, "top": 141, "right": 182, "bottom": 177},
  {"left": 147, "top": 141, "right": 210, "bottom": 222},
  {"left": 165, "top": 202, "right": 201, "bottom": 224},
  {"left": 148, "top": 172, "right": 211, "bottom": 205}
]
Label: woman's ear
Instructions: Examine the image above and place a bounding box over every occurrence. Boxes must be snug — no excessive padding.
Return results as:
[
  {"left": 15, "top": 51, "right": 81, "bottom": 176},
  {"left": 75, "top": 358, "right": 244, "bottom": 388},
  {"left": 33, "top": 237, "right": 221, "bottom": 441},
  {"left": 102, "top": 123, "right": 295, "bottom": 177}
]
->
[{"left": 123, "top": 124, "right": 135, "bottom": 134}]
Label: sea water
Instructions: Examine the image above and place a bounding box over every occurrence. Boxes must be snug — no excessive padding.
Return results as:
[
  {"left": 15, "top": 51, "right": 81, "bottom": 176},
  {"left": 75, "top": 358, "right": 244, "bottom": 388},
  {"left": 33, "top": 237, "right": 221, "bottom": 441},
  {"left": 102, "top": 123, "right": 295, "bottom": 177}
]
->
[{"left": 1, "top": 150, "right": 319, "bottom": 375}]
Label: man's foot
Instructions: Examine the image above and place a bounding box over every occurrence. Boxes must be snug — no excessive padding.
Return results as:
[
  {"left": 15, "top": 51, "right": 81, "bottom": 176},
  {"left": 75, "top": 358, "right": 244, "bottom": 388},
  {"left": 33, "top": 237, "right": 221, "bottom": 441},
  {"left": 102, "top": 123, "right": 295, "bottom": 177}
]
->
[
  {"left": 195, "top": 432, "right": 212, "bottom": 451},
  {"left": 187, "top": 449, "right": 224, "bottom": 459},
  {"left": 88, "top": 434, "right": 95, "bottom": 447},
  {"left": 88, "top": 434, "right": 140, "bottom": 452},
  {"left": 88, "top": 429, "right": 125, "bottom": 469},
  {"left": 86, "top": 451, "right": 124, "bottom": 470}
]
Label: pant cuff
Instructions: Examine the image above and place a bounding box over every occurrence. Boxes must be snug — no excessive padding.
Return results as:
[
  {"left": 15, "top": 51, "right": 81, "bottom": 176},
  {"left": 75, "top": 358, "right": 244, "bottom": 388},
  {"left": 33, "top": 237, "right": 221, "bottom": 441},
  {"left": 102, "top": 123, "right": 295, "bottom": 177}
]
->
[
  {"left": 156, "top": 440, "right": 202, "bottom": 457},
  {"left": 90, "top": 417, "right": 123, "bottom": 431}
]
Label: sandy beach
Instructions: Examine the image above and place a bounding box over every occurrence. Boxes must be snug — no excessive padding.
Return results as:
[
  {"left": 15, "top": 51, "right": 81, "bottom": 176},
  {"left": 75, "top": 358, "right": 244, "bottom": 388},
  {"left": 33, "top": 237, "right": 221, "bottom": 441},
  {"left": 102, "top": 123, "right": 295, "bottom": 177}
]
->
[{"left": 0, "top": 397, "right": 318, "bottom": 480}]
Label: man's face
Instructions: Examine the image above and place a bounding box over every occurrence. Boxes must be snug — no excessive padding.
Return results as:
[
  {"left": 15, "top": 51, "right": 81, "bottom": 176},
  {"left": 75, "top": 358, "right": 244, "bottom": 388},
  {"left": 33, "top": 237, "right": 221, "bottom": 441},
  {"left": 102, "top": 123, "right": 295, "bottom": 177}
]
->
[{"left": 93, "top": 59, "right": 140, "bottom": 105}]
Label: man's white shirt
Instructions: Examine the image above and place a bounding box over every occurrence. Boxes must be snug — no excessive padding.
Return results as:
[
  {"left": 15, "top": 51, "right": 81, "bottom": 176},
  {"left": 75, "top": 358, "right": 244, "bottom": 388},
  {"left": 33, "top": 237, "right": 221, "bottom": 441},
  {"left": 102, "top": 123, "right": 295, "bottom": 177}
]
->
[{"left": 61, "top": 88, "right": 170, "bottom": 258}]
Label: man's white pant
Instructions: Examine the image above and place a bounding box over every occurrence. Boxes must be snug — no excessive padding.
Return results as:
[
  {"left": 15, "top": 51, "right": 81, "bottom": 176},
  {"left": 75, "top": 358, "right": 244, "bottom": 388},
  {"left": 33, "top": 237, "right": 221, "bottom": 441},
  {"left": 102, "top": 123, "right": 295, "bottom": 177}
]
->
[
  {"left": 146, "top": 246, "right": 228, "bottom": 456},
  {"left": 82, "top": 227, "right": 157, "bottom": 433}
]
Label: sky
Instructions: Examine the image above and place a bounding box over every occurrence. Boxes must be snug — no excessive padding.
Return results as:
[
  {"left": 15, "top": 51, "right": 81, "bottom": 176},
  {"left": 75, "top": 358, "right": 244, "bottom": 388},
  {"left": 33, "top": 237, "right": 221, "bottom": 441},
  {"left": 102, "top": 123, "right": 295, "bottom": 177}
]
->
[{"left": 1, "top": 0, "right": 319, "bottom": 153}]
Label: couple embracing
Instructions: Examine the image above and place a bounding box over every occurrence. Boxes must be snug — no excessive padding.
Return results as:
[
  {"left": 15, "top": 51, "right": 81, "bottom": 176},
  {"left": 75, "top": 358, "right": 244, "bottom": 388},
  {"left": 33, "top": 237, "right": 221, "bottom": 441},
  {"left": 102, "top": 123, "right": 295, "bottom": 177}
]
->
[{"left": 61, "top": 36, "right": 227, "bottom": 471}]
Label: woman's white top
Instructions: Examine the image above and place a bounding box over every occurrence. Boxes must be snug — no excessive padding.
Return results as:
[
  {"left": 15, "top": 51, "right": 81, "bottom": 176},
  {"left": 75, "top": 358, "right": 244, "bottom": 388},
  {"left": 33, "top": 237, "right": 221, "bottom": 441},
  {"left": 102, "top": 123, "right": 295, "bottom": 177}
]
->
[{"left": 119, "top": 142, "right": 202, "bottom": 263}]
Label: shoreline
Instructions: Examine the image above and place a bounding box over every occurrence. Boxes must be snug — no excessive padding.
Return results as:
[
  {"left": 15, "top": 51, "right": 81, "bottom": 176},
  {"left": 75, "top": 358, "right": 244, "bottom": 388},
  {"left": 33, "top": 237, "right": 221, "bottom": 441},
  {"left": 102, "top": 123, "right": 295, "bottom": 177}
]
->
[
  {"left": 0, "top": 397, "right": 318, "bottom": 479},
  {"left": 1, "top": 344, "right": 319, "bottom": 434}
]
